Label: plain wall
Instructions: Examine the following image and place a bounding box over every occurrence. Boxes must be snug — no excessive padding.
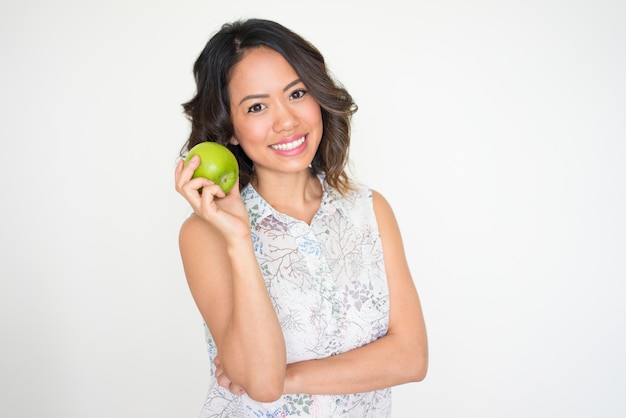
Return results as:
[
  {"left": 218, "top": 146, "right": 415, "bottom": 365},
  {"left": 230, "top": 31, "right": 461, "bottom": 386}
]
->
[{"left": 1, "top": 0, "right": 625, "bottom": 416}]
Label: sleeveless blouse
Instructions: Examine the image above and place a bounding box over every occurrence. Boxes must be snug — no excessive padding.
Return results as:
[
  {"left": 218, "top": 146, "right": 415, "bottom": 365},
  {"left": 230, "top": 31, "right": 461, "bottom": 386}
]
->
[{"left": 199, "top": 176, "right": 391, "bottom": 417}]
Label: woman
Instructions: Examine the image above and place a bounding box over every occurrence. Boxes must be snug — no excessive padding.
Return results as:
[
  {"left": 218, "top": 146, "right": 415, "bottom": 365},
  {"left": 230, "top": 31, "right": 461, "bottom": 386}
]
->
[{"left": 175, "top": 18, "right": 428, "bottom": 417}]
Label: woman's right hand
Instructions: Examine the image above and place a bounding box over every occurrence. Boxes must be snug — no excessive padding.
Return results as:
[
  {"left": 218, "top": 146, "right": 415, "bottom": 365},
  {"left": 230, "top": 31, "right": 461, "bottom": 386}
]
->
[{"left": 175, "top": 156, "right": 250, "bottom": 240}]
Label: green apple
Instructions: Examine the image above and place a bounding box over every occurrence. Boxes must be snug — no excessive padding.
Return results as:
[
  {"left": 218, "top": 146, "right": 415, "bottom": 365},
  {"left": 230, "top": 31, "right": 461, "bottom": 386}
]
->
[{"left": 184, "top": 142, "right": 239, "bottom": 194}]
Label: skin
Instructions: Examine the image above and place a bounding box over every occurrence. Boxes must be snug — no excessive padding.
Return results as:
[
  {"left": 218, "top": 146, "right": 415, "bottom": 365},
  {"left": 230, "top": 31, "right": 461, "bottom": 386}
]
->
[{"left": 175, "top": 46, "right": 428, "bottom": 402}]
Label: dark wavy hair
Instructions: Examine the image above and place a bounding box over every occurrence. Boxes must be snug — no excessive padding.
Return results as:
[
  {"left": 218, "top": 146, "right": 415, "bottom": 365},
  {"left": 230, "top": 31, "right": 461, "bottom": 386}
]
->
[{"left": 180, "top": 18, "right": 358, "bottom": 194}]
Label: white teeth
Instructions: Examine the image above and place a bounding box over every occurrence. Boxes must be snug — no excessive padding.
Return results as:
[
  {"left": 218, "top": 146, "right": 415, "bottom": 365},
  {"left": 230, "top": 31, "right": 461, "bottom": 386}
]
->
[{"left": 270, "top": 136, "right": 305, "bottom": 151}]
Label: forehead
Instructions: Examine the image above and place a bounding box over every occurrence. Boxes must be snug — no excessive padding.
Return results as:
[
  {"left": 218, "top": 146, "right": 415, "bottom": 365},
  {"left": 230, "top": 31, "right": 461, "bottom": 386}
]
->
[{"left": 229, "top": 46, "right": 299, "bottom": 92}]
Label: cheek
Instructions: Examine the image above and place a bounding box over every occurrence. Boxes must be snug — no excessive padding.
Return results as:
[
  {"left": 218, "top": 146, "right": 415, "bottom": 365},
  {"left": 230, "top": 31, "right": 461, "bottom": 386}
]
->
[
  {"left": 302, "top": 101, "right": 323, "bottom": 129},
  {"left": 232, "top": 125, "right": 271, "bottom": 162},
  {"left": 232, "top": 117, "right": 266, "bottom": 145}
]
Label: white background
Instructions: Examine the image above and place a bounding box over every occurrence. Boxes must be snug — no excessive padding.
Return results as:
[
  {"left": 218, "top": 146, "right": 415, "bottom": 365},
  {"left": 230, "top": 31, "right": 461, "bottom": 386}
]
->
[{"left": 1, "top": 1, "right": 625, "bottom": 417}]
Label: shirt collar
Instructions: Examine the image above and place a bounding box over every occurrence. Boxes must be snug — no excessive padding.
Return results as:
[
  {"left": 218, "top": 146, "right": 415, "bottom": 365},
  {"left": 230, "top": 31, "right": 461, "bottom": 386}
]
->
[{"left": 241, "top": 174, "right": 350, "bottom": 228}]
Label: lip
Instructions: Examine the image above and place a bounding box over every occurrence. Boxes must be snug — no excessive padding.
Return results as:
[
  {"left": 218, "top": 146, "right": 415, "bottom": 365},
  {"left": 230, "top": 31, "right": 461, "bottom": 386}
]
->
[{"left": 269, "top": 135, "right": 307, "bottom": 155}]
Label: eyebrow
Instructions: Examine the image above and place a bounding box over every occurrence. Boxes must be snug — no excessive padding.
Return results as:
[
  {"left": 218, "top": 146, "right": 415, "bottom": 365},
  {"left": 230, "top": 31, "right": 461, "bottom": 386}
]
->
[{"left": 238, "top": 79, "right": 302, "bottom": 105}]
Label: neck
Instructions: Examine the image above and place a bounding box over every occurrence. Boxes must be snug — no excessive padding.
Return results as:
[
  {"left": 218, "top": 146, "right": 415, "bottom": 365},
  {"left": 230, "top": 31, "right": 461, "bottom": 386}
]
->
[{"left": 252, "top": 170, "right": 322, "bottom": 224}]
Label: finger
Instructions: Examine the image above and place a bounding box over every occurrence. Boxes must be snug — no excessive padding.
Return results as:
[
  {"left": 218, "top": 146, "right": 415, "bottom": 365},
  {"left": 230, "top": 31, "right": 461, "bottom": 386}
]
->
[
  {"left": 174, "top": 158, "right": 184, "bottom": 175},
  {"left": 216, "top": 373, "right": 231, "bottom": 389},
  {"left": 217, "top": 377, "right": 229, "bottom": 389},
  {"left": 174, "top": 159, "right": 186, "bottom": 191},
  {"left": 231, "top": 384, "right": 245, "bottom": 396},
  {"left": 201, "top": 183, "right": 225, "bottom": 201},
  {"left": 184, "top": 154, "right": 200, "bottom": 170},
  {"left": 184, "top": 177, "right": 214, "bottom": 194},
  {"left": 178, "top": 178, "right": 214, "bottom": 209},
  {"left": 175, "top": 159, "right": 194, "bottom": 192},
  {"left": 175, "top": 156, "right": 201, "bottom": 189}
]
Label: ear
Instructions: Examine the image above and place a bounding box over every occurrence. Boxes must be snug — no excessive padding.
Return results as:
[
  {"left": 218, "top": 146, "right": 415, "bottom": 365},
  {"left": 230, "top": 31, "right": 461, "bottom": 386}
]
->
[{"left": 229, "top": 137, "right": 239, "bottom": 146}]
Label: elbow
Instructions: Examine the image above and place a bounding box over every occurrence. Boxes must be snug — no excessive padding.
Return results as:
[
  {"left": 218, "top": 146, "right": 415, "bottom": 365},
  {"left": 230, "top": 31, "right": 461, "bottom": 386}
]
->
[
  {"left": 246, "top": 380, "right": 284, "bottom": 403},
  {"left": 402, "top": 328, "right": 429, "bottom": 382},
  {"left": 412, "top": 358, "right": 428, "bottom": 382},
  {"left": 244, "top": 368, "right": 286, "bottom": 402},
  {"left": 395, "top": 338, "right": 428, "bottom": 383},
  {"left": 407, "top": 349, "right": 428, "bottom": 382}
]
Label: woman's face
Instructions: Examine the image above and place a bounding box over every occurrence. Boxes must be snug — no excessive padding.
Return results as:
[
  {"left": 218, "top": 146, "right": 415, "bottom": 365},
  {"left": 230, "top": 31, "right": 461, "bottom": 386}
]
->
[{"left": 228, "top": 46, "right": 323, "bottom": 176}]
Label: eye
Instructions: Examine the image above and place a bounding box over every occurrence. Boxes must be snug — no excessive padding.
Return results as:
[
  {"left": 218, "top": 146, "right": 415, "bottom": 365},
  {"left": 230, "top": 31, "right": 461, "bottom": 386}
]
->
[
  {"left": 247, "top": 103, "right": 266, "bottom": 113},
  {"left": 290, "top": 89, "right": 308, "bottom": 100}
]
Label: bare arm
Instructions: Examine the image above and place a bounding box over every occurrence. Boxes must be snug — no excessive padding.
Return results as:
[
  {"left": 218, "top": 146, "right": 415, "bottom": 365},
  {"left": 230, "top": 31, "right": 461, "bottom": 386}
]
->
[
  {"left": 176, "top": 158, "right": 286, "bottom": 402},
  {"left": 283, "top": 190, "right": 428, "bottom": 394}
]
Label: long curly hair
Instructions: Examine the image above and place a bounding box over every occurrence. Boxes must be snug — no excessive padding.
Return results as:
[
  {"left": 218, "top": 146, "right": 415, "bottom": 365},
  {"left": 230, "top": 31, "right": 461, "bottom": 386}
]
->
[{"left": 180, "top": 18, "right": 358, "bottom": 194}]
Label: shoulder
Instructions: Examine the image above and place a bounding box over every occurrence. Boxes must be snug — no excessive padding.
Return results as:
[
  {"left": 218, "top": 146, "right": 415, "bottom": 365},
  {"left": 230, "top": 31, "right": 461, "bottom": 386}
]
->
[
  {"left": 179, "top": 214, "right": 228, "bottom": 258},
  {"left": 328, "top": 180, "right": 373, "bottom": 208},
  {"left": 371, "top": 189, "right": 392, "bottom": 214},
  {"left": 332, "top": 183, "right": 400, "bottom": 236},
  {"left": 370, "top": 189, "right": 402, "bottom": 238},
  {"left": 179, "top": 213, "right": 208, "bottom": 240},
  {"left": 343, "top": 183, "right": 390, "bottom": 216}
]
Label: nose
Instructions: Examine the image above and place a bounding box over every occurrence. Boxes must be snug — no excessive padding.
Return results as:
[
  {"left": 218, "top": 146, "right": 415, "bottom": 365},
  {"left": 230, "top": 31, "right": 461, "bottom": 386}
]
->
[{"left": 272, "top": 102, "right": 298, "bottom": 132}]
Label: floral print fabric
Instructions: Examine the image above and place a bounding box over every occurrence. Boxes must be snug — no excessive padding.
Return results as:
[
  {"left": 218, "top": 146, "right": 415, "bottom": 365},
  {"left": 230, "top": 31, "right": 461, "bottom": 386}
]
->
[{"left": 199, "top": 176, "right": 391, "bottom": 417}]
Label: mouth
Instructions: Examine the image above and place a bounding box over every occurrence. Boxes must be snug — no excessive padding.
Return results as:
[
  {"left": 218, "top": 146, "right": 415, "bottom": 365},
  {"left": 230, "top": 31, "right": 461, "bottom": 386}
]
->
[{"left": 269, "top": 136, "right": 306, "bottom": 151}]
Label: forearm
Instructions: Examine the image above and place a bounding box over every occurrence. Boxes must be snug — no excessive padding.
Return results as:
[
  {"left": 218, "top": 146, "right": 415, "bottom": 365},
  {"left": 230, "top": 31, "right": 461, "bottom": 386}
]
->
[
  {"left": 283, "top": 333, "right": 427, "bottom": 395},
  {"left": 219, "top": 238, "right": 286, "bottom": 397}
]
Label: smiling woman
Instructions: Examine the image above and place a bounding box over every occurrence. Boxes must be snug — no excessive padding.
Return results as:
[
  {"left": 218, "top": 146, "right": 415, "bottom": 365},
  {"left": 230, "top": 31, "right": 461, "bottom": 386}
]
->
[
  {"left": 227, "top": 46, "right": 323, "bottom": 176},
  {"left": 3, "top": 1, "right": 623, "bottom": 417},
  {"left": 174, "top": 18, "right": 428, "bottom": 417}
]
